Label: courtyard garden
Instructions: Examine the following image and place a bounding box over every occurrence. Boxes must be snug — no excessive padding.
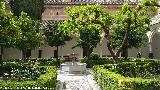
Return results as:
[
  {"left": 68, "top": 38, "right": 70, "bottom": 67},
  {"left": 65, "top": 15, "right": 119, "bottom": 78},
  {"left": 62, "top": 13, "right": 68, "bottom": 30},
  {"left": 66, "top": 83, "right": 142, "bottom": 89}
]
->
[{"left": 1, "top": 0, "right": 160, "bottom": 90}]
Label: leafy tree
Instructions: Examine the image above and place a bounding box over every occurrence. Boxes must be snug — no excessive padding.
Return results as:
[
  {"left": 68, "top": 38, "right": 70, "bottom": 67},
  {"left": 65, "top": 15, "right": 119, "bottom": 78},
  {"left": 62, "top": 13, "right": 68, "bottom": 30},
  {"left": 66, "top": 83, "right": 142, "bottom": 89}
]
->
[
  {"left": 110, "top": 3, "right": 150, "bottom": 58},
  {"left": 10, "top": 0, "right": 44, "bottom": 58},
  {"left": 64, "top": 5, "right": 111, "bottom": 57},
  {"left": 64, "top": 0, "right": 159, "bottom": 62},
  {"left": 10, "top": 0, "right": 44, "bottom": 20},
  {"left": 44, "top": 21, "right": 71, "bottom": 58},
  {"left": 0, "top": 0, "right": 20, "bottom": 75},
  {"left": 103, "top": 0, "right": 159, "bottom": 62},
  {"left": 15, "top": 12, "right": 44, "bottom": 60}
]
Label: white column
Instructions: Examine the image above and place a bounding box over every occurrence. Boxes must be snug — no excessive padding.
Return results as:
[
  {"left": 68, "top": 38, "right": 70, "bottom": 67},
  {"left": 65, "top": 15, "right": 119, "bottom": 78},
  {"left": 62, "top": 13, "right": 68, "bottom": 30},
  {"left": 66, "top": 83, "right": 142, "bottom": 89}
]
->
[
  {"left": 146, "top": 31, "right": 154, "bottom": 53},
  {"left": 100, "top": 45, "right": 102, "bottom": 57},
  {"left": 81, "top": 48, "right": 83, "bottom": 58},
  {"left": 149, "top": 42, "right": 152, "bottom": 53},
  {"left": 148, "top": 35, "right": 153, "bottom": 53}
]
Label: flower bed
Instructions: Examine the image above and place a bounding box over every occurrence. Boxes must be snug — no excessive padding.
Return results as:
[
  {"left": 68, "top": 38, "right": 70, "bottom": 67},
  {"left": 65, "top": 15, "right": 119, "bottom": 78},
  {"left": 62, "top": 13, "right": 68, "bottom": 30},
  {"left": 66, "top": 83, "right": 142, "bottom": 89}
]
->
[
  {"left": 2, "top": 58, "right": 64, "bottom": 67},
  {"left": 0, "top": 66, "right": 57, "bottom": 90},
  {"left": 2, "top": 61, "right": 46, "bottom": 81}
]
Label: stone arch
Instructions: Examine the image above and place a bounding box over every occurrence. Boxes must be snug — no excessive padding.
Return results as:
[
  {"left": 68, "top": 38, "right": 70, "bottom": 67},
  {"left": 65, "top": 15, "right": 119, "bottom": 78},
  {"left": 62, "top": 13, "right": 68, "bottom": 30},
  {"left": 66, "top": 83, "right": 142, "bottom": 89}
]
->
[{"left": 146, "top": 23, "right": 160, "bottom": 58}]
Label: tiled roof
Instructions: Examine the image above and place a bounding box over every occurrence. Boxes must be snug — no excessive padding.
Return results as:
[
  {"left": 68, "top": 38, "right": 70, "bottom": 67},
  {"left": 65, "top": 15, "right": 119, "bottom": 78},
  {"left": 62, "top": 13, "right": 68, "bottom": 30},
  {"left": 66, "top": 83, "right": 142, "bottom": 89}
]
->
[
  {"left": 44, "top": 0, "right": 141, "bottom": 5},
  {"left": 6, "top": 0, "right": 141, "bottom": 5},
  {"left": 39, "top": 20, "right": 64, "bottom": 30}
]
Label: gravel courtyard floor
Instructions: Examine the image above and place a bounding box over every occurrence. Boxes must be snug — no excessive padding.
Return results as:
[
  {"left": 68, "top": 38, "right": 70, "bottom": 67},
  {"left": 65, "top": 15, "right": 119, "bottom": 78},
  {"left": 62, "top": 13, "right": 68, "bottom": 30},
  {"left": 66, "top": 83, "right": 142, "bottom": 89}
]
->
[{"left": 56, "top": 69, "right": 101, "bottom": 90}]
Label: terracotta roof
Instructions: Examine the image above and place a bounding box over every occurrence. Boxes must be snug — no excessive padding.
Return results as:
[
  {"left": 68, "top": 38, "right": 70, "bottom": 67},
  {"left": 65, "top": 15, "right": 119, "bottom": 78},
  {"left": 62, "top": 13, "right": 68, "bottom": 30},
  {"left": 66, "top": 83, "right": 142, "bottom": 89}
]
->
[
  {"left": 44, "top": 0, "right": 141, "bottom": 5},
  {"left": 39, "top": 20, "right": 64, "bottom": 30},
  {"left": 6, "top": 0, "right": 141, "bottom": 5}
]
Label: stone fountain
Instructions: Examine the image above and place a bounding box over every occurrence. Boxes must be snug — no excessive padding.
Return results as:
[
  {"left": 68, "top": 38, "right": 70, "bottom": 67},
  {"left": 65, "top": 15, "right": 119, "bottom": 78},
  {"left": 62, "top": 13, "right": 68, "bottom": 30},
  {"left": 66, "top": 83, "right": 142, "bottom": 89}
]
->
[
  {"left": 61, "top": 62, "right": 86, "bottom": 74},
  {"left": 61, "top": 53, "right": 86, "bottom": 74}
]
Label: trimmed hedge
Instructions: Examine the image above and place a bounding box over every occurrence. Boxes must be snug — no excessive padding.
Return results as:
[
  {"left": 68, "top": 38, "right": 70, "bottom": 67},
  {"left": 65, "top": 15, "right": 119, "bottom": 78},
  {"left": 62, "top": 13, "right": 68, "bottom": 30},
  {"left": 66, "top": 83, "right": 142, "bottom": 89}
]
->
[
  {"left": 0, "top": 66, "right": 57, "bottom": 90},
  {"left": 80, "top": 53, "right": 112, "bottom": 68},
  {"left": 80, "top": 55, "right": 160, "bottom": 68},
  {"left": 118, "top": 57, "right": 160, "bottom": 63},
  {"left": 29, "top": 58, "right": 64, "bottom": 67},
  {"left": 80, "top": 57, "right": 113, "bottom": 68},
  {"left": 115, "top": 62, "right": 160, "bottom": 78},
  {"left": 2, "top": 58, "right": 64, "bottom": 67},
  {"left": 93, "top": 63, "right": 160, "bottom": 90}
]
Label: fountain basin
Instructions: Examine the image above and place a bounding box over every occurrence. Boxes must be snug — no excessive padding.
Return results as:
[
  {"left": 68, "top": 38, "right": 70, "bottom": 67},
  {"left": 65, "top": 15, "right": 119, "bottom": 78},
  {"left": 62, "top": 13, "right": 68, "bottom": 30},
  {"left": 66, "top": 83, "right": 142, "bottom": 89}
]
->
[{"left": 61, "top": 62, "right": 86, "bottom": 74}]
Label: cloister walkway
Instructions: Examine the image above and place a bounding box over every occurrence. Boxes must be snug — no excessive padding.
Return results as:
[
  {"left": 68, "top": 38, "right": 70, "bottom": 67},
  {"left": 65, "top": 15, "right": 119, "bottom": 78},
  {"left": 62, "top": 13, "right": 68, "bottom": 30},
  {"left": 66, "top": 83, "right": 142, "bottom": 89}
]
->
[{"left": 56, "top": 69, "right": 101, "bottom": 90}]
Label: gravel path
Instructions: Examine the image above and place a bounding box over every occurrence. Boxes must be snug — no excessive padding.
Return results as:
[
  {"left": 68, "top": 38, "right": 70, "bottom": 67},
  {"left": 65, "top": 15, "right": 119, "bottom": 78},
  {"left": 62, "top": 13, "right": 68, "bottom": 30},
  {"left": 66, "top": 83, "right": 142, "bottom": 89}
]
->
[{"left": 56, "top": 69, "right": 101, "bottom": 90}]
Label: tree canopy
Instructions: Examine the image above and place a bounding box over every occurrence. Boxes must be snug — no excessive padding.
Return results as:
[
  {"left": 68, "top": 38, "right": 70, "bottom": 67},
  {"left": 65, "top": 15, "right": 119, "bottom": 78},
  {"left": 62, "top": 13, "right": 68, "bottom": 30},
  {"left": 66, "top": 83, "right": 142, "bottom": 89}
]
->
[
  {"left": 63, "top": 0, "right": 159, "bottom": 62},
  {"left": 109, "top": 3, "right": 151, "bottom": 58},
  {"left": 15, "top": 12, "right": 44, "bottom": 59},
  {"left": 111, "top": 3, "right": 150, "bottom": 49},
  {"left": 0, "top": 0, "right": 20, "bottom": 48},
  {"left": 10, "top": 0, "right": 44, "bottom": 20},
  {"left": 44, "top": 21, "right": 71, "bottom": 58},
  {"left": 64, "top": 4, "right": 112, "bottom": 57},
  {"left": 104, "top": 0, "right": 159, "bottom": 62},
  {"left": 0, "top": 0, "right": 21, "bottom": 75}
]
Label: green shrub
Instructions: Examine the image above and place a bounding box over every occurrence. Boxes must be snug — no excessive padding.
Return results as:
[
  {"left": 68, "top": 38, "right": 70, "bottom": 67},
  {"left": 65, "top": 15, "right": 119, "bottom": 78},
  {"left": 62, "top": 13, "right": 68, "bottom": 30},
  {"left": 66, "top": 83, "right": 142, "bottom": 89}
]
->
[
  {"left": 28, "top": 58, "right": 64, "bottom": 67},
  {"left": 93, "top": 63, "right": 160, "bottom": 90},
  {"left": 0, "top": 66, "right": 57, "bottom": 90},
  {"left": 80, "top": 57, "right": 113, "bottom": 68},
  {"left": 115, "top": 62, "right": 160, "bottom": 78},
  {"left": 2, "top": 62, "right": 30, "bottom": 77},
  {"left": 80, "top": 56, "right": 160, "bottom": 68},
  {"left": 118, "top": 57, "right": 160, "bottom": 63},
  {"left": 2, "top": 58, "right": 64, "bottom": 67},
  {"left": 88, "top": 53, "right": 100, "bottom": 60},
  {"left": 80, "top": 53, "right": 113, "bottom": 68}
]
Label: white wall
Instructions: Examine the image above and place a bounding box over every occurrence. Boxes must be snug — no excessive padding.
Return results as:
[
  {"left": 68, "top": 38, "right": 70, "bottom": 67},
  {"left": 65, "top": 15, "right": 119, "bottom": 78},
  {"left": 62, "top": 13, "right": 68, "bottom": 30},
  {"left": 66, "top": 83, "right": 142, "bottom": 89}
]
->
[
  {"left": 3, "top": 48, "right": 21, "bottom": 59},
  {"left": 3, "top": 35, "right": 160, "bottom": 59},
  {"left": 93, "top": 38, "right": 110, "bottom": 56},
  {"left": 152, "top": 33, "right": 160, "bottom": 59}
]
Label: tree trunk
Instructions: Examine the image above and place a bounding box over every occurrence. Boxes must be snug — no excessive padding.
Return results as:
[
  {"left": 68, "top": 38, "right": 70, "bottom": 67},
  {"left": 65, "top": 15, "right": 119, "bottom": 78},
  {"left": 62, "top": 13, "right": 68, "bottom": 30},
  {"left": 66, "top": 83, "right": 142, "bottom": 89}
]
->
[
  {"left": 83, "top": 47, "right": 93, "bottom": 58},
  {"left": 22, "top": 49, "right": 27, "bottom": 60},
  {"left": 56, "top": 46, "right": 58, "bottom": 59},
  {"left": 0, "top": 47, "right": 3, "bottom": 76},
  {"left": 89, "top": 48, "right": 93, "bottom": 56},
  {"left": 83, "top": 47, "right": 88, "bottom": 57},
  {"left": 26, "top": 49, "right": 31, "bottom": 59},
  {"left": 104, "top": 20, "right": 131, "bottom": 63},
  {"left": 121, "top": 47, "right": 128, "bottom": 59},
  {"left": 104, "top": 29, "right": 118, "bottom": 63}
]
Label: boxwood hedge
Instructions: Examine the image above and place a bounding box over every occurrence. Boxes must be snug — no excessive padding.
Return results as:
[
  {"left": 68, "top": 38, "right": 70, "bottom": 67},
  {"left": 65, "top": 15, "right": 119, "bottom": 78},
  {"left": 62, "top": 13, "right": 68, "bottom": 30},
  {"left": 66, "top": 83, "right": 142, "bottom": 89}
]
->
[
  {"left": 2, "top": 58, "right": 64, "bottom": 67},
  {"left": 80, "top": 54, "right": 160, "bottom": 68},
  {"left": 93, "top": 62, "right": 160, "bottom": 90}
]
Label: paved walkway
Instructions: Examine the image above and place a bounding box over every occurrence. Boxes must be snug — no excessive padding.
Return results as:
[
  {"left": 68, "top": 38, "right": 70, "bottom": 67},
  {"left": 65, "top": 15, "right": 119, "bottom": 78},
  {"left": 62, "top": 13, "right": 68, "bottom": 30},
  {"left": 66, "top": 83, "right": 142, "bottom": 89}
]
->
[{"left": 56, "top": 69, "right": 101, "bottom": 90}]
